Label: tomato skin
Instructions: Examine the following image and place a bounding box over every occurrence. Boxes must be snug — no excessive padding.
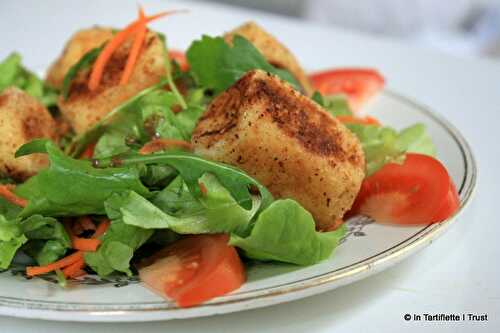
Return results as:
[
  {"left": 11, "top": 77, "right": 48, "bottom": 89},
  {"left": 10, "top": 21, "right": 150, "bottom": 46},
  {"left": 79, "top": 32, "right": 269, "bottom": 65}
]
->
[
  {"left": 309, "top": 68, "right": 385, "bottom": 113},
  {"left": 139, "top": 234, "right": 245, "bottom": 308},
  {"left": 79, "top": 143, "right": 95, "bottom": 159},
  {"left": 350, "top": 154, "right": 454, "bottom": 225},
  {"left": 168, "top": 50, "right": 189, "bottom": 71},
  {"left": 431, "top": 181, "right": 460, "bottom": 222}
]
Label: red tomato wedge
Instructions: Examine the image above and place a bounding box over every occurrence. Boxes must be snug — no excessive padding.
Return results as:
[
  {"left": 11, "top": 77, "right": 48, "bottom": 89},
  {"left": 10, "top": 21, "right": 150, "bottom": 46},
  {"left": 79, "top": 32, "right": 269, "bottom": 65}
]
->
[
  {"left": 349, "top": 153, "right": 458, "bottom": 225},
  {"left": 79, "top": 143, "right": 95, "bottom": 159},
  {"left": 432, "top": 181, "right": 460, "bottom": 222},
  {"left": 309, "top": 68, "right": 385, "bottom": 113},
  {"left": 138, "top": 234, "right": 245, "bottom": 308},
  {"left": 169, "top": 50, "right": 189, "bottom": 71}
]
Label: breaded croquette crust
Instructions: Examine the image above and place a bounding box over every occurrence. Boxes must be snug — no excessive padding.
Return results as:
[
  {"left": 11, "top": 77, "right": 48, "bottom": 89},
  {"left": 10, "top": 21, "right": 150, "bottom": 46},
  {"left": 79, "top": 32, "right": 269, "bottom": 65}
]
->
[
  {"left": 46, "top": 27, "right": 114, "bottom": 89},
  {"left": 225, "top": 22, "right": 313, "bottom": 96},
  {"left": 192, "top": 70, "right": 365, "bottom": 229},
  {"left": 0, "top": 88, "right": 58, "bottom": 180},
  {"left": 58, "top": 31, "right": 166, "bottom": 134}
]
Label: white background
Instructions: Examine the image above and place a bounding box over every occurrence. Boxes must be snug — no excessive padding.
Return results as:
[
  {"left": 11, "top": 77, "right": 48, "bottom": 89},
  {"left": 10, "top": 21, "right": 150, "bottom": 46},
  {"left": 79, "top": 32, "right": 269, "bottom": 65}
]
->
[{"left": 0, "top": 0, "right": 499, "bottom": 332}]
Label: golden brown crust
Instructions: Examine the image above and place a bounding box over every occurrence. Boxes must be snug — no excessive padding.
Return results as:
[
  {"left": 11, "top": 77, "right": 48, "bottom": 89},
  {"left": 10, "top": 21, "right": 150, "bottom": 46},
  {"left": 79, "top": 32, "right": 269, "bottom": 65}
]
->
[
  {"left": 46, "top": 27, "right": 114, "bottom": 89},
  {"left": 58, "top": 31, "right": 166, "bottom": 134},
  {"left": 0, "top": 88, "right": 58, "bottom": 180},
  {"left": 192, "top": 70, "right": 365, "bottom": 229},
  {"left": 224, "top": 22, "right": 313, "bottom": 96}
]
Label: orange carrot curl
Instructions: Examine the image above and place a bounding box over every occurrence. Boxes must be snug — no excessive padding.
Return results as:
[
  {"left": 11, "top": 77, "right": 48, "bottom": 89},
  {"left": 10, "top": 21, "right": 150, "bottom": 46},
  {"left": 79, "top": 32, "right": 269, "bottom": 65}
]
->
[
  {"left": 0, "top": 184, "right": 27, "bottom": 207},
  {"left": 88, "top": 8, "right": 186, "bottom": 91}
]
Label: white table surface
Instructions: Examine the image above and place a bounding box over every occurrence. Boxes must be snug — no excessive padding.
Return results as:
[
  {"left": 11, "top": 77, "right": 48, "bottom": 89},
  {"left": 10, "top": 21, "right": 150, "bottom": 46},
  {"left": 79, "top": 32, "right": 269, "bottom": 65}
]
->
[{"left": 0, "top": 0, "right": 499, "bottom": 332}]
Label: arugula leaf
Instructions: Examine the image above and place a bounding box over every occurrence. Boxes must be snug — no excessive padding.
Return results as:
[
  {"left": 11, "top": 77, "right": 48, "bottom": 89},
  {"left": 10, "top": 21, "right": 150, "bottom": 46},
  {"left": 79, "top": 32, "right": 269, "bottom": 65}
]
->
[
  {"left": 0, "top": 215, "right": 27, "bottom": 269},
  {"left": 96, "top": 151, "right": 273, "bottom": 211},
  {"left": 66, "top": 81, "right": 168, "bottom": 157},
  {"left": 15, "top": 138, "right": 50, "bottom": 158},
  {"left": 62, "top": 46, "right": 103, "bottom": 100},
  {"left": 139, "top": 164, "right": 177, "bottom": 189},
  {"left": 0, "top": 53, "right": 58, "bottom": 107},
  {"left": 152, "top": 176, "right": 202, "bottom": 215},
  {"left": 187, "top": 35, "right": 301, "bottom": 94},
  {"left": 312, "top": 91, "right": 352, "bottom": 117},
  {"left": 16, "top": 141, "right": 150, "bottom": 217},
  {"left": 347, "top": 123, "right": 436, "bottom": 175},
  {"left": 230, "top": 199, "right": 346, "bottom": 265},
  {"left": 112, "top": 173, "right": 259, "bottom": 235}
]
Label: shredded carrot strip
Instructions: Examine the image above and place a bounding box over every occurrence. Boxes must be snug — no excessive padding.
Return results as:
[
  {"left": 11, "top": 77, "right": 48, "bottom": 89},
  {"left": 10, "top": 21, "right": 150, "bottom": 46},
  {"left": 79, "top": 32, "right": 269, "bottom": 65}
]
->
[
  {"left": 94, "top": 219, "right": 111, "bottom": 238},
  {"left": 139, "top": 138, "right": 193, "bottom": 155},
  {"left": 64, "top": 220, "right": 101, "bottom": 251},
  {"left": 26, "top": 251, "right": 84, "bottom": 277},
  {"left": 0, "top": 184, "right": 27, "bottom": 207},
  {"left": 88, "top": 10, "right": 183, "bottom": 91},
  {"left": 71, "top": 238, "right": 101, "bottom": 252},
  {"left": 28, "top": 218, "right": 111, "bottom": 279},
  {"left": 62, "top": 258, "right": 86, "bottom": 278},
  {"left": 120, "top": 7, "right": 148, "bottom": 85},
  {"left": 78, "top": 216, "right": 96, "bottom": 231}
]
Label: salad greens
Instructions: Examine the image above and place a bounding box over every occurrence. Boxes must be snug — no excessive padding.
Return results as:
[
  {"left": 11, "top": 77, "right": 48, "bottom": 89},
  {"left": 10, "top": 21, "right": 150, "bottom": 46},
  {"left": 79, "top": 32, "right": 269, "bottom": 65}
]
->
[
  {"left": 230, "top": 200, "right": 346, "bottom": 265},
  {"left": 347, "top": 123, "right": 436, "bottom": 175},
  {"left": 0, "top": 23, "right": 438, "bottom": 284},
  {"left": 16, "top": 140, "right": 150, "bottom": 217},
  {"left": 0, "top": 215, "right": 27, "bottom": 269},
  {"left": 187, "top": 35, "right": 301, "bottom": 94},
  {"left": 62, "top": 46, "right": 103, "bottom": 100},
  {"left": 313, "top": 91, "right": 436, "bottom": 175},
  {"left": 0, "top": 53, "right": 58, "bottom": 107},
  {"left": 312, "top": 91, "right": 352, "bottom": 117},
  {"left": 11, "top": 137, "right": 341, "bottom": 276}
]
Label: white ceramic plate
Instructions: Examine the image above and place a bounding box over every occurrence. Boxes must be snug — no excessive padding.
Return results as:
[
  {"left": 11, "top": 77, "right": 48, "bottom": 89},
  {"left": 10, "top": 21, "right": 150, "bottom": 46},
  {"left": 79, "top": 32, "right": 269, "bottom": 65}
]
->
[{"left": 0, "top": 90, "right": 476, "bottom": 322}]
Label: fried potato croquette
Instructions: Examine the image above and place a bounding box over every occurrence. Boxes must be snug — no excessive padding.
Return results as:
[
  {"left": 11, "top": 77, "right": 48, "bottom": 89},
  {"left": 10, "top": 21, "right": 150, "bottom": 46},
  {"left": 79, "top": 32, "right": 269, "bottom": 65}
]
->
[
  {"left": 46, "top": 27, "right": 114, "bottom": 89},
  {"left": 224, "top": 22, "right": 313, "bottom": 96},
  {"left": 58, "top": 31, "right": 166, "bottom": 134},
  {"left": 0, "top": 88, "right": 58, "bottom": 180},
  {"left": 192, "top": 70, "right": 365, "bottom": 229}
]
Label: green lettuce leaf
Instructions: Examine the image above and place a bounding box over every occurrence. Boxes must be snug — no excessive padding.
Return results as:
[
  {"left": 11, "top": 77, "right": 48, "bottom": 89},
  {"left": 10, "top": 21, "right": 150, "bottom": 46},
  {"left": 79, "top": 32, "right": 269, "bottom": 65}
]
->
[
  {"left": 15, "top": 140, "right": 150, "bottom": 217},
  {"left": 21, "top": 215, "right": 71, "bottom": 246},
  {"left": 347, "top": 123, "right": 436, "bottom": 175},
  {"left": 0, "top": 215, "right": 27, "bottom": 269},
  {"left": 84, "top": 210, "right": 154, "bottom": 277},
  {"left": 230, "top": 199, "right": 346, "bottom": 265},
  {"left": 19, "top": 215, "right": 71, "bottom": 265},
  {"left": 0, "top": 53, "right": 58, "bottom": 107},
  {"left": 0, "top": 197, "right": 22, "bottom": 220},
  {"left": 187, "top": 35, "right": 301, "bottom": 94},
  {"left": 22, "top": 239, "right": 67, "bottom": 266},
  {"left": 312, "top": 91, "right": 352, "bottom": 117}
]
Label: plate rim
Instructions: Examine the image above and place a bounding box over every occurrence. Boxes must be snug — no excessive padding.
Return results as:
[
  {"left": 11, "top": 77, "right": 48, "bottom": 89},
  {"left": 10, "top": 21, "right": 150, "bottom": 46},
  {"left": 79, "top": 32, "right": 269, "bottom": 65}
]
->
[{"left": 0, "top": 90, "right": 478, "bottom": 321}]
